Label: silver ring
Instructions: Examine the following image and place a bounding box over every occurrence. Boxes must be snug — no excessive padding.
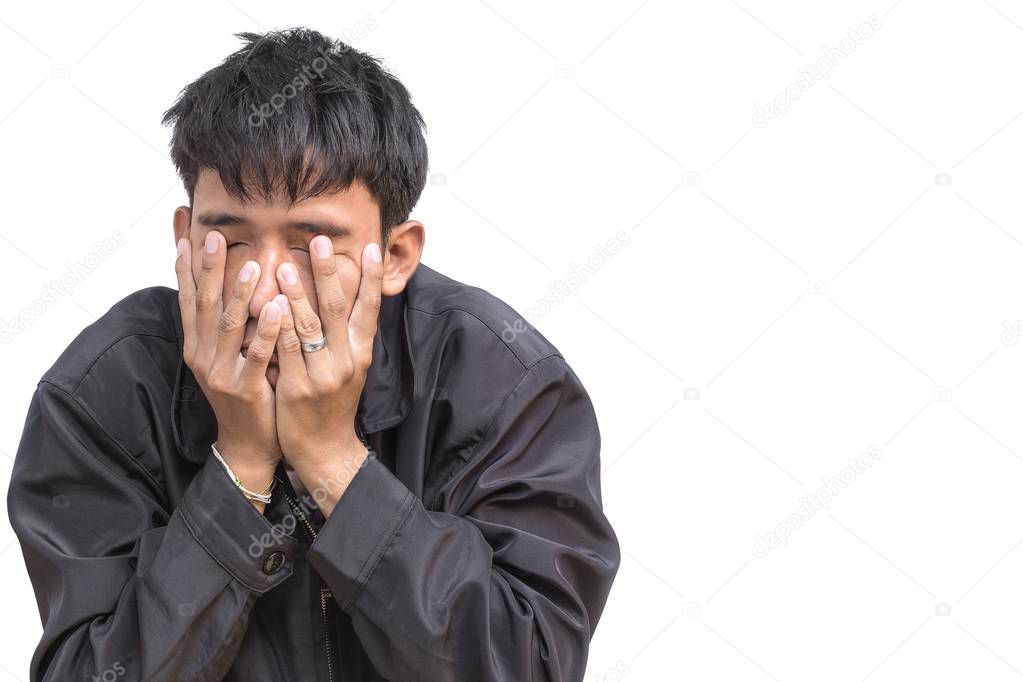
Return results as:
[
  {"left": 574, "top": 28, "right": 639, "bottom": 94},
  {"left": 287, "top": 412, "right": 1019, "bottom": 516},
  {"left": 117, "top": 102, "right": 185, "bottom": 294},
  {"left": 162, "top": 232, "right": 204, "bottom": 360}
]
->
[{"left": 301, "top": 336, "right": 327, "bottom": 353}]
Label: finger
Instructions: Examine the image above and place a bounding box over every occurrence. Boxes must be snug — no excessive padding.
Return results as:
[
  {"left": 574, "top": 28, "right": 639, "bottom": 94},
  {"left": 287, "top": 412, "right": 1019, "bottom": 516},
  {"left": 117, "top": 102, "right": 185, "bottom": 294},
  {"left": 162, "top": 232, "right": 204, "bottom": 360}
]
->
[
  {"left": 213, "top": 260, "right": 259, "bottom": 368},
  {"left": 276, "top": 262, "right": 331, "bottom": 373},
  {"left": 174, "top": 238, "right": 198, "bottom": 361},
  {"left": 348, "top": 242, "right": 384, "bottom": 364},
  {"left": 195, "top": 231, "right": 227, "bottom": 357},
  {"left": 239, "top": 299, "right": 282, "bottom": 386},
  {"left": 273, "top": 294, "right": 307, "bottom": 379},
  {"left": 309, "top": 235, "right": 349, "bottom": 349}
]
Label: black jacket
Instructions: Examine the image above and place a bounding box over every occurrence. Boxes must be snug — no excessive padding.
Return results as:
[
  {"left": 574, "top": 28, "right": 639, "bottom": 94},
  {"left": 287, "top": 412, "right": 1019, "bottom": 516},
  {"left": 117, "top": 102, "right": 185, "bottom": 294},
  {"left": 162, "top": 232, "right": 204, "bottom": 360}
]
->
[{"left": 8, "top": 263, "right": 620, "bottom": 681}]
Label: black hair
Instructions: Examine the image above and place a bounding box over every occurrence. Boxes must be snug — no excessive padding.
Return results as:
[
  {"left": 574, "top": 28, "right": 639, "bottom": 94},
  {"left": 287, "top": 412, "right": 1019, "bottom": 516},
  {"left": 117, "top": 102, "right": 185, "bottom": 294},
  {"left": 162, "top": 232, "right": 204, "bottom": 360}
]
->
[{"left": 161, "top": 27, "right": 428, "bottom": 240}]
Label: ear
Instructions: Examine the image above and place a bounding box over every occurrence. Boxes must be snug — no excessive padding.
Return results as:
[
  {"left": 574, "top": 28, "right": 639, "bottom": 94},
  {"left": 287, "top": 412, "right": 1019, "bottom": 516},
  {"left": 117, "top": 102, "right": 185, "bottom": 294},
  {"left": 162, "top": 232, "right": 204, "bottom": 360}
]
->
[
  {"left": 381, "top": 220, "right": 425, "bottom": 296},
  {"left": 173, "top": 205, "right": 192, "bottom": 245}
]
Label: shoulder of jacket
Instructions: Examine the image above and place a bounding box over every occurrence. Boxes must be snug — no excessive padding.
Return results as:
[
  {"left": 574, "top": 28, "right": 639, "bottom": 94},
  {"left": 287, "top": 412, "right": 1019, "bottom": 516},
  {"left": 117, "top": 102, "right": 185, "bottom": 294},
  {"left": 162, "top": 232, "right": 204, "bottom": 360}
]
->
[
  {"left": 404, "top": 264, "right": 561, "bottom": 372},
  {"left": 40, "top": 286, "right": 179, "bottom": 396}
]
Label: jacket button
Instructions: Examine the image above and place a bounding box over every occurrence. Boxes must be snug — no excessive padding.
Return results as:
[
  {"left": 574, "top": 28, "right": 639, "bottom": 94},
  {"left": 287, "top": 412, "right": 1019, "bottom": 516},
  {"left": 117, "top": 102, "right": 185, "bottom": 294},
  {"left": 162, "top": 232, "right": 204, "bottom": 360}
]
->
[{"left": 262, "top": 551, "right": 286, "bottom": 575}]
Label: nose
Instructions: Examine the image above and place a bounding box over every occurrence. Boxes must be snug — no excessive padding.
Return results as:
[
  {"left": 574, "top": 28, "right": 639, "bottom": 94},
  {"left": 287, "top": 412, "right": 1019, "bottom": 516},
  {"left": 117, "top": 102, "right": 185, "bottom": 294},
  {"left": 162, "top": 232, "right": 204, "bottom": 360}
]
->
[{"left": 248, "top": 249, "right": 283, "bottom": 320}]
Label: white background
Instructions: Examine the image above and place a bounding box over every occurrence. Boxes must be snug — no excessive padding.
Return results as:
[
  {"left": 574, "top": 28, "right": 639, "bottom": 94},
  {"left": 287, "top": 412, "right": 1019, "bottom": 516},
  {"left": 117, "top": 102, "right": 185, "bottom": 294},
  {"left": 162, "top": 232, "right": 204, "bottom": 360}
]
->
[{"left": 2, "top": 1, "right": 1022, "bottom": 680}]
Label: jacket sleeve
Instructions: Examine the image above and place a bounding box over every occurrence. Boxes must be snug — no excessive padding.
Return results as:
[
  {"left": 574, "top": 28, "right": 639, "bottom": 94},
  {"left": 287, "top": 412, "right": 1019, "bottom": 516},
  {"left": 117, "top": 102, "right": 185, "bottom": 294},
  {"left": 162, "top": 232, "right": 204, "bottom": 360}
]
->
[
  {"left": 307, "top": 354, "right": 620, "bottom": 682},
  {"left": 7, "top": 380, "right": 298, "bottom": 682}
]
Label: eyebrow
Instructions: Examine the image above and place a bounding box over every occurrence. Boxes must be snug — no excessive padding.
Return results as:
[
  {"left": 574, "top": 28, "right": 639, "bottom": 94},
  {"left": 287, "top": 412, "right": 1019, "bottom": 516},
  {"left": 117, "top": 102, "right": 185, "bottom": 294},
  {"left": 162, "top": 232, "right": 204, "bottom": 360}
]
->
[{"left": 196, "top": 211, "right": 353, "bottom": 239}]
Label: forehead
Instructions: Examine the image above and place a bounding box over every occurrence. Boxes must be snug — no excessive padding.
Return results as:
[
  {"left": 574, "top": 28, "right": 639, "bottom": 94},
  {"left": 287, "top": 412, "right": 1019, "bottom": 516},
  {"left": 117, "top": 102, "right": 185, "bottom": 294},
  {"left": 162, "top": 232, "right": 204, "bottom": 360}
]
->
[{"left": 192, "top": 167, "right": 380, "bottom": 236}]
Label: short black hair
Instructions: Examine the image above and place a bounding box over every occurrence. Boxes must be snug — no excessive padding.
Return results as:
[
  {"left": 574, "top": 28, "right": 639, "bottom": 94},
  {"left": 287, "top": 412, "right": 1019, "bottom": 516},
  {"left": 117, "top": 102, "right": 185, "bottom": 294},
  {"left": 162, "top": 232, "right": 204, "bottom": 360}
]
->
[{"left": 161, "top": 27, "right": 428, "bottom": 239}]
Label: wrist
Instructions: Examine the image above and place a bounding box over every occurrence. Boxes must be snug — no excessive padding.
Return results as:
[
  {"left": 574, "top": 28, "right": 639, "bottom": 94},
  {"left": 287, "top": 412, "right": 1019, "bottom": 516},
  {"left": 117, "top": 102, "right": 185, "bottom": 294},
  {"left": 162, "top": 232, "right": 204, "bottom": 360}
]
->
[
  {"left": 290, "top": 439, "right": 369, "bottom": 516},
  {"left": 213, "top": 441, "right": 278, "bottom": 494}
]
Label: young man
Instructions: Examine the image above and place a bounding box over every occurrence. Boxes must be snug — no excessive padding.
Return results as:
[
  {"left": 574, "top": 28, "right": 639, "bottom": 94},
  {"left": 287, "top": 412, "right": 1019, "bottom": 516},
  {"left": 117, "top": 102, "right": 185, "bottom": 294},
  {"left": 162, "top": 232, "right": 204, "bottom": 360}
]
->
[{"left": 8, "top": 28, "right": 619, "bottom": 681}]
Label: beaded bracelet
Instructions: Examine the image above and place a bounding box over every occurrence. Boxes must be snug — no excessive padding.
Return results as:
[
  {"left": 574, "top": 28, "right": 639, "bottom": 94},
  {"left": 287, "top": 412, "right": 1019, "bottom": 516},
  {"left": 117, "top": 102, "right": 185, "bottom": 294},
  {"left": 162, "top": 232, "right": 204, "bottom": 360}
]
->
[{"left": 210, "top": 441, "right": 275, "bottom": 504}]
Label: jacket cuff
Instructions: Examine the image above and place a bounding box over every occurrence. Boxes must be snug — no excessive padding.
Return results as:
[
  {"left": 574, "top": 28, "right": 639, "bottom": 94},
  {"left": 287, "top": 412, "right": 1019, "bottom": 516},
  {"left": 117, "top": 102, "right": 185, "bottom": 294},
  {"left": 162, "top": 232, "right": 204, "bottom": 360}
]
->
[
  {"left": 178, "top": 453, "right": 297, "bottom": 594},
  {"left": 307, "top": 453, "right": 416, "bottom": 609}
]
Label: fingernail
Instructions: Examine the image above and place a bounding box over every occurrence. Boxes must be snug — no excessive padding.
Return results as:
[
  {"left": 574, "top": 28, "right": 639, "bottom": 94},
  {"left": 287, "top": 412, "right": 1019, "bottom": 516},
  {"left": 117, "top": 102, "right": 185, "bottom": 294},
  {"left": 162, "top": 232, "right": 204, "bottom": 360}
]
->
[
  {"left": 204, "top": 232, "right": 218, "bottom": 253},
  {"left": 176, "top": 239, "right": 188, "bottom": 258},
  {"left": 238, "top": 261, "right": 256, "bottom": 283},
  {"left": 367, "top": 243, "right": 382, "bottom": 263},
  {"left": 266, "top": 302, "right": 281, "bottom": 321},
  {"left": 313, "top": 237, "right": 332, "bottom": 259},
  {"left": 274, "top": 294, "right": 289, "bottom": 314},
  {"left": 280, "top": 263, "right": 297, "bottom": 285}
]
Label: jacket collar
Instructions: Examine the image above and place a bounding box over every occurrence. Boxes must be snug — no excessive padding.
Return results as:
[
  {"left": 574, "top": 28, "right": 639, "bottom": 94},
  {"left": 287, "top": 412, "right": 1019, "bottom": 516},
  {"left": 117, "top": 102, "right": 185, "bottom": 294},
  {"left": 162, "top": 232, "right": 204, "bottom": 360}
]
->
[{"left": 170, "top": 288, "right": 416, "bottom": 465}]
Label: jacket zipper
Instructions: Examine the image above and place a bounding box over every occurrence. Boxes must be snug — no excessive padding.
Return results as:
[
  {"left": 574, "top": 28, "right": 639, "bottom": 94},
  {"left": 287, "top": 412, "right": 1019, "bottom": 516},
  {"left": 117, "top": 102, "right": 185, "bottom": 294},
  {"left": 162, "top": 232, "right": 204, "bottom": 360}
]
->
[
  {"left": 320, "top": 586, "right": 336, "bottom": 682},
  {"left": 284, "top": 491, "right": 337, "bottom": 682},
  {"left": 282, "top": 425, "right": 367, "bottom": 682}
]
